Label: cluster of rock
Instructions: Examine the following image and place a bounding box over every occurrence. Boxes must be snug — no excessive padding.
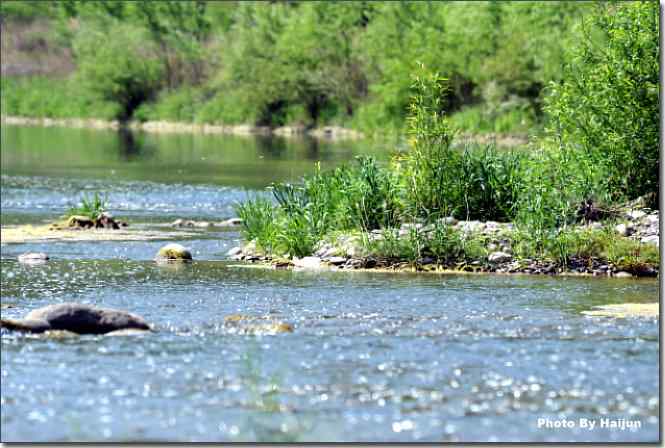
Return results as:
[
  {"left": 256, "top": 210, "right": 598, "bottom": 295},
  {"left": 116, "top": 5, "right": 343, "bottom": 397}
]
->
[
  {"left": 49, "top": 213, "right": 128, "bottom": 231},
  {"left": 170, "top": 218, "right": 242, "bottom": 228},
  {"left": 614, "top": 209, "right": 659, "bottom": 246}
]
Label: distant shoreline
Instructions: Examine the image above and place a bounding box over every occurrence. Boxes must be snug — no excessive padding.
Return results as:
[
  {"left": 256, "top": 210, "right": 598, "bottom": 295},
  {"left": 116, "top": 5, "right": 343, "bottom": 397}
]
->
[
  {"left": 0, "top": 115, "right": 530, "bottom": 146},
  {"left": 0, "top": 115, "right": 365, "bottom": 140}
]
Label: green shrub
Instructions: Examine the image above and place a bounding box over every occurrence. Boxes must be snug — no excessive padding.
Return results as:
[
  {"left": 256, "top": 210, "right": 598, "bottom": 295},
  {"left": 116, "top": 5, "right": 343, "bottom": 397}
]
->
[
  {"left": 449, "top": 104, "right": 537, "bottom": 134},
  {"left": 133, "top": 87, "right": 206, "bottom": 122},
  {"left": 545, "top": 2, "right": 659, "bottom": 205},
  {"left": 1, "top": 76, "right": 121, "bottom": 120},
  {"left": 73, "top": 22, "right": 165, "bottom": 119}
]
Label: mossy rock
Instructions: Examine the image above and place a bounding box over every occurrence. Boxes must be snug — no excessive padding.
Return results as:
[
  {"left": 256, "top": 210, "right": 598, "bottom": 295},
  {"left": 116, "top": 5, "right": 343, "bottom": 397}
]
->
[{"left": 155, "top": 243, "right": 193, "bottom": 263}]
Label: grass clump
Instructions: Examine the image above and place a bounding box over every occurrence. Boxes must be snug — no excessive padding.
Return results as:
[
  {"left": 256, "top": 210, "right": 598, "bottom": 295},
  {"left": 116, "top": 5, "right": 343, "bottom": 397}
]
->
[{"left": 66, "top": 192, "right": 108, "bottom": 220}]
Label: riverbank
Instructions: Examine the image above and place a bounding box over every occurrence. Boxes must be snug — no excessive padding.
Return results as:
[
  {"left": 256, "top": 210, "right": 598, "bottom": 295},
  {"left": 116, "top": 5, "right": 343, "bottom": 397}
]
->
[
  {"left": 230, "top": 208, "right": 660, "bottom": 279},
  {"left": 0, "top": 115, "right": 365, "bottom": 140},
  {"left": 0, "top": 115, "right": 531, "bottom": 147}
]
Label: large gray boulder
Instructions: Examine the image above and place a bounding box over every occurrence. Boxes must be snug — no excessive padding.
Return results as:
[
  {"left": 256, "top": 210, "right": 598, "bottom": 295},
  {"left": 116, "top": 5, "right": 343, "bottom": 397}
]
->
[{"left": 0, "top": 303, "right": 152, "bottom": 334}]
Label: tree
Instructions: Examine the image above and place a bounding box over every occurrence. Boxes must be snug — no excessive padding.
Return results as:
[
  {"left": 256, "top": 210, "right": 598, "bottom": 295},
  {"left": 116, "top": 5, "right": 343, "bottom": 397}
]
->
[{"left": 73, "top": 22, "right": 164, "bottom": 119}]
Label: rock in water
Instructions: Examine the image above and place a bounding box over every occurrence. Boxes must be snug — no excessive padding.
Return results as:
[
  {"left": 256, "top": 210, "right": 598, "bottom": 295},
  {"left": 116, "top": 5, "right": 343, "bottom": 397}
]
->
[
  {"left": 155, "top": 243, "right": 193, "bottom": 262},
  {"left": 0, "top": 303, "right": 152, "bottom": 334},
  {"left": 17, "top": 252, "right": 49, "bottom": 264}
]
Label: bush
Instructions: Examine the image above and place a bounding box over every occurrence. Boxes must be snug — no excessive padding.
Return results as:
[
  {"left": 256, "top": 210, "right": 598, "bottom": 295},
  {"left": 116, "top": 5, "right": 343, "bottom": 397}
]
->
[
  {"left": 545, "top": 2, "right": 659, "bottom": 204},
  {"left": 73, "top": 22, "right": 165, "bottom": 120},
  {"left": 1, "top": 76, "right": 121, "bottom": 120},
  {"left": 133, "top": 86, "right": 206, "bottom": 122}
]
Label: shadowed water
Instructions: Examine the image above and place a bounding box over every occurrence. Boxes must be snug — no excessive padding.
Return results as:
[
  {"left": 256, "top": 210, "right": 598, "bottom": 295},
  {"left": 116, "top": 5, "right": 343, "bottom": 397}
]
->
[{"left": 0, "top": 125, "right": 660, "bottom": 442}]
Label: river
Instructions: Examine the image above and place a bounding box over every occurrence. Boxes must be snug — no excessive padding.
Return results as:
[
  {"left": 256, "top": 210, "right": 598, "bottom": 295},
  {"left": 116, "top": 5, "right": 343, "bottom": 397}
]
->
[{"left": 0, "top": 125, "right": 659, "bottom": 442}]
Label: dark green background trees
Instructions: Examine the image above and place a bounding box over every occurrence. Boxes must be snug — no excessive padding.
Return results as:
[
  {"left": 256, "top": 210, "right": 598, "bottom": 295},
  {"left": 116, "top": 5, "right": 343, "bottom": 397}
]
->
[{"left": 1, "top": 0, "right": 594, "bottom": 132}]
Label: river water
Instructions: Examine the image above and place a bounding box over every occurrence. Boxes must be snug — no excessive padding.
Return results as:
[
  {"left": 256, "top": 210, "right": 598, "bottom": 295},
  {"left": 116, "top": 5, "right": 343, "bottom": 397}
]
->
[{"left": 0, "top": 125, "right": 659, "bottom": 442}]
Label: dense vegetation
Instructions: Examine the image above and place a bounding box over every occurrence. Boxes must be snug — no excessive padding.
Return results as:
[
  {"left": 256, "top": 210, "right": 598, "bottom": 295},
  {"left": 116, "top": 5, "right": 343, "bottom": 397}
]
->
[
  {"left": 2, "top": 0, "right": 593, "bottom": 134},
  {"left": 236, "top": 2, "right": 659, "bottom": 269},
  {"left": 0, "top": 1, "right": 658, "bottom": 269}
]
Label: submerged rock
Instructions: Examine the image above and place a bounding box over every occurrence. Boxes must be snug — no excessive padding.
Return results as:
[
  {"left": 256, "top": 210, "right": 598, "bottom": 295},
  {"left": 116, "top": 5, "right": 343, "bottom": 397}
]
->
[
  {"left": 155, "top": 243, "right": 193, "bottom": 262},
  {"left": 0, "top": 303, "right": 152, "bottom": 334},
  {"left": 223, "top": 314, "right": 293, "bottom": 335},
  {"left": 17, "top": 252, "right": 49, "bottom": 264}
]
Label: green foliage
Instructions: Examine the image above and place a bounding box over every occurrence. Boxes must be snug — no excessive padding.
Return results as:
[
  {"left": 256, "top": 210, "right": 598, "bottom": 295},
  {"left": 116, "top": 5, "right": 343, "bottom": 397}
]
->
[
  {"left": 512, "top": 225, "right": 660, "bottom": 270},
  {"left": 133, "top": 87, "right": 206, "bottom": 122},
  {"left": 3, "top": 1, "right": 593, "bottom": 132},
  {"left": 72, "top": 22, "right": 165, "bottom": 119},
  {"left": 514, "top": 144, "right": 611, "bottom": 252},
  {"left": 235, "top": 196, "right": 279, "bottom": 254},
  {"left": 67, "top": 192, "right": 108, "bottom": 220},
  {"left": 399, "top": 67, "right": 525, "bottom": 222},
  {"left": 545, "top": 1, "right": 659, "bottom": 203},
  {"left": 1, "top": 76, "right": 120, "bottom": 119},
  {"left": 449, "top": 104, "right": 536, "bottom": 134},
  {"left": 0, "top": 0, "right": 57, "bottom": 22}
]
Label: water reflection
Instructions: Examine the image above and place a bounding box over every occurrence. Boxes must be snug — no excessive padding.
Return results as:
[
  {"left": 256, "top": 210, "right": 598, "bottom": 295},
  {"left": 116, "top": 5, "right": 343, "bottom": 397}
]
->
[
  {"left": 1, "top": 124, "right": 387, "bottom": 188},
  {"left": 255, "top": 135, "right": 287, "bottom": 159},
  {"left": 117, "top": 128, "right": 156, "bottom": 162}
]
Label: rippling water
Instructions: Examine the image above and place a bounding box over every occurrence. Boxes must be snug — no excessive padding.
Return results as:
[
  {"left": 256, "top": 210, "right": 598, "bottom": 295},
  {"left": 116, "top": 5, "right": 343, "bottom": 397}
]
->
[{"left": 0, "top": 125, "right": 660, "bottom": 442}]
